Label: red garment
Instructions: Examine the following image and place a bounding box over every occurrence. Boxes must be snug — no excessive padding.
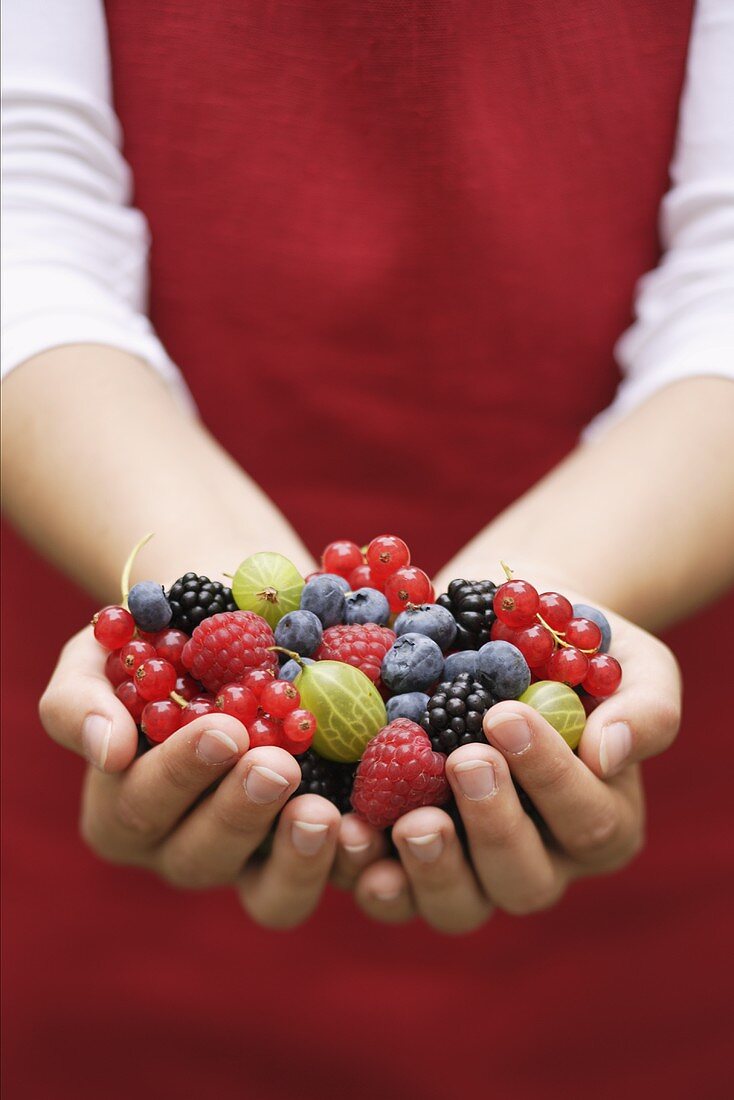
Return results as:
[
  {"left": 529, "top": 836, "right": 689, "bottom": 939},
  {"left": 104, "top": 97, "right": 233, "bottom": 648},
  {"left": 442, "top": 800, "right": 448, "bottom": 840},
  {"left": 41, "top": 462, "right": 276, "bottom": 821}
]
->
[{"left": 3, "top": 2, "right": 733, "bottom": 1097}]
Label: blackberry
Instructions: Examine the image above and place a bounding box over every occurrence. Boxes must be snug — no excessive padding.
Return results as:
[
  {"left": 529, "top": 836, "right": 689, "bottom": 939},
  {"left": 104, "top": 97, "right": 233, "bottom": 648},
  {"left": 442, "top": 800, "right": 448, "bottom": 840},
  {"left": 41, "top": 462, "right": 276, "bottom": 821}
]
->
[
  {"left": 421, "top": 672, "right": 495, "bottom": 754},
  {"left": 294, "top": 750, "right": 356, "bottom": 814},
  {"left": 166, "top": 573, "right": 237, "bottom": 634},
  {"left": 436, "top": 578, "right": 497, "bottom": 649}
]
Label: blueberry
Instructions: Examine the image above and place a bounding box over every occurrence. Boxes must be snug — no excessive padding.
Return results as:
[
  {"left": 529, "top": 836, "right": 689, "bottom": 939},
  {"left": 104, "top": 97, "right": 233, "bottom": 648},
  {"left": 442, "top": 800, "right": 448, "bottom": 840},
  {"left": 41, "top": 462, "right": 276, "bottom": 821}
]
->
[
  {"left": 127, "top": 581, "right": 172, "bottom": 633},
  {"left": 319, "top": 573, "right": 351, "bottom": 593},
  {"left": 443, "top": 650, "right": 480, "bottom": 680},
  {"left": 300, "top": 576, "right": 346, "bottom": 627},
  {"left": 386, "top": 692, "right": 430, "bottom": 724},
  {"left": 280, "top": 657, "right": 315, "bottom": 682},
  {"left": 381, "top": 633, "right": 444, "bottom": 693},
  {"left": 477, "top": 641, "right": 531, "bottom": 700},
  {"left": 573, "top": 603, "right": 612, "bottom": 653},
  {"left": 343, "top": 587, "right": 390, "bottom": 626},
  {"left": 394, "top": 603, "right": 457, "bottom": 651},
  {"left": 274, "top": 609, "right": 323, "bottom": 657}
]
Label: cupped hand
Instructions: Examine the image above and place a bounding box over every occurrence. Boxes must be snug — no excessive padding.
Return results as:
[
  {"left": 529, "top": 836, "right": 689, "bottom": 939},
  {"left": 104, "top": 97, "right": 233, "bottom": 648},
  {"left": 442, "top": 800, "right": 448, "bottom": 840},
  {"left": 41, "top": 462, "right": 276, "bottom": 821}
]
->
[
  {"left": 354, "top": 605, "right": 681, "bottom": 933},
  {"left": 39, "top": 627, "right": 385, "bottom": 928}
]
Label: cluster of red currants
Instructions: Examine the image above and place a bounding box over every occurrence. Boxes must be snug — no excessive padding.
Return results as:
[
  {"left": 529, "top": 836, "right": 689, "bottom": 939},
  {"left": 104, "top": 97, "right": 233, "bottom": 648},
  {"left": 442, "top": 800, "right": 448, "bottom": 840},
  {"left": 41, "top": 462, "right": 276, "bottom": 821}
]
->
[
  {"left": 314, "top": 535, "right": 434, "bottom": 613},
  {"left": 490, "top": 577, "right": 622, "bottom": 698},
  {"left": 93, "top": 608, "right": 315, "bottom": 751}
]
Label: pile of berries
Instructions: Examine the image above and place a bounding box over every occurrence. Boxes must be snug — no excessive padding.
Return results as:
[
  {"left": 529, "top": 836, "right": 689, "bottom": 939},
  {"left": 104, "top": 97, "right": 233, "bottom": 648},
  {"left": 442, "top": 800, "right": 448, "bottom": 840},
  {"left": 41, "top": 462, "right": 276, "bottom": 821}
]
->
[{"left": 91, "top": 536, "right": 622, "bottom": 831}]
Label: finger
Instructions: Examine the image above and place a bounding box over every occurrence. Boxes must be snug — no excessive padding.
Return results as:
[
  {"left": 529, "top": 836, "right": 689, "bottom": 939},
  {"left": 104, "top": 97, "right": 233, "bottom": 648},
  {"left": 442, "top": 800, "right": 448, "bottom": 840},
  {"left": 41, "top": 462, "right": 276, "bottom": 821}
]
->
[
  {"left": 154, "top": 747, "right": 302, "bottom": 888},
  {"left": 354, "top": 860, "right": 416, "bottom": 925},
  {"left": 392, "top": 806, "right": 492, "bottom": 933},
  {"left": 238, "top": 794, "right": 341, "bottom": 929},
  {"left": 446, "top": 743, "right": 569, "bottom": 914},
  {"left": 81, "top": 713, "right": 249, "bottom": 859},
  {"left": 578, "top": 629, "right": 682, "bottom": 778},
  {"left": 331, "top": 814, "right": 388, "bottom": 891},
  {"left": 39, "top": 626, "right": 139, "bottom": 772},
  {"left": 483, "top": 702, "right": 642, "bottom": 868}
]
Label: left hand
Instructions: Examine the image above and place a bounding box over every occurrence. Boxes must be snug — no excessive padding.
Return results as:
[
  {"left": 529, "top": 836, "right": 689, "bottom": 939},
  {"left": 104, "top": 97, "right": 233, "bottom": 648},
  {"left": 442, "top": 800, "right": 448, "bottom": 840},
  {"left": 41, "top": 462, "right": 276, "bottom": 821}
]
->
[{"left": 352, "top": 604, "right": 681, "bottom": 933}]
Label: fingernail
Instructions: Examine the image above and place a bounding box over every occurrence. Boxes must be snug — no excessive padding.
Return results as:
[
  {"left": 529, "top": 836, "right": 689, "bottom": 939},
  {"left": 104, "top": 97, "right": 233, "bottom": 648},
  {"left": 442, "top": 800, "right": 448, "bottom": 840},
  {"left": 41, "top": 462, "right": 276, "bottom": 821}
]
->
[
  {"left": 343, "top": 841, "right": 371, "bottom": 855},
  {"left": 197, "top": 728, "right": 239, "bottom": 765},
  {"left": 485, "top": 711, "right": 532, "bottom": 754},
  {"left": 245, "top": 764, "right": 291, "bottom": 804},
  {"left": 405, "top": 832, "right": 443, "bottom": 863},
  {"left": 81, "top": 714, "right": 112, "bottom": 770},
  {"left": 599, "top": 721, "right": 632, "bottom": 777},
  {"left": 454, "top": 759, "right": 497, "bottom": 800},
  {"left": 372, "top": 888, "right": 402, "bottom": 902},
  {"left": 292, "top": 820, "right": 329, "bottom": 855}
]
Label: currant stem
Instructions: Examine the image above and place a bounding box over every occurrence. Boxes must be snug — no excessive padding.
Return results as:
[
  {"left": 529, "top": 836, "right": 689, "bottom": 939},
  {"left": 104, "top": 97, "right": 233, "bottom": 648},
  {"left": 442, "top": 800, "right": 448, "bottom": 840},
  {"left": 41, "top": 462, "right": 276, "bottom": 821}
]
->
[
  {"left": 500, "top": 560, "right": 514, "bottom": 582},
  {"left": 535, "top": 613, "right": 597, "bottom": 655},
  {"left": 120, "top": 532, "right": 155, "bottom": 607},
  {"left": 170, "top": 691, "right": 188, "bottom": 709}
]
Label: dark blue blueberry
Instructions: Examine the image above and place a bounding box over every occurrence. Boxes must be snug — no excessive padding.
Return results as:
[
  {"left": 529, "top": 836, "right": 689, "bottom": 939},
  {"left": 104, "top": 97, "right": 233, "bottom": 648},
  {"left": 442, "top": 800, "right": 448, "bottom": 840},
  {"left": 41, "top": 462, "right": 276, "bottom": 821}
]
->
[
  {"left": 274, "top": 609, "right": 323, "bottom": 657},
  {"left": 386, "top": 692, "right": 430, "bottom": 724},
  {"left": 319, "top": 573, "right": 351, "bottom": 593},
  {"left": 477, "top": 641, "right": 531, "bottom": 700},
  {"left": 127, "top": 581, "right": 172, "bottom": 633},
  {"left": 280, "top": 657, "right": 315, "bottom": 682},
  {"left": 381, "top": 633, "right": 445, "bottom": 693},
  {"left": 573, "top": 603, "right": 612, "bottom": 653},
  {"left": 300, "top": 576, "right": 346, "bottom": 627},
  {"left": 343, "top": 587, "right": 390, "bottom": 626},
  {"left": 394, "top": 603, "right": 457, "bottom": 651},
  {"left": 443, "top": 650, "right": 480, "bottom": 680}
]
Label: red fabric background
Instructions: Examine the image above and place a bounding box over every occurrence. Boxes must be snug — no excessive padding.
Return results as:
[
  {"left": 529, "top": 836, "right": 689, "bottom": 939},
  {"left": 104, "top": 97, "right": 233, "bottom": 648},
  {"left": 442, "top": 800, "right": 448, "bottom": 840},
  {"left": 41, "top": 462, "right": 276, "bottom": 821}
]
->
[{"left": 3, "top": 2, "right": 733, "bottom": 1097}]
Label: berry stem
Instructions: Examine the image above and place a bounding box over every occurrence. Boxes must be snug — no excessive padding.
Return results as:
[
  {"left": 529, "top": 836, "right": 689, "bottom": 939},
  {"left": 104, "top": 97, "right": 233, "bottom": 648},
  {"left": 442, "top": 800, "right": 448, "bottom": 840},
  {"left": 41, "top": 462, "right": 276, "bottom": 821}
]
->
[
  {"left": 222, "top": 572, "right": 234, "bottom": 580},
  {"left": 170, "top": 691, "right": 189, "bottom": 709},
  {"left": 268, "top": 645, "right": 304, "bottom": 666},
  {"left": 120, "top": 532, "right": 155, "bottom": 608},
  {"left": 535, "top": 612, "right": 598, "bottom": 654},
  {"left": 500, "top": 560, "right": 514, "bottom": 582}
]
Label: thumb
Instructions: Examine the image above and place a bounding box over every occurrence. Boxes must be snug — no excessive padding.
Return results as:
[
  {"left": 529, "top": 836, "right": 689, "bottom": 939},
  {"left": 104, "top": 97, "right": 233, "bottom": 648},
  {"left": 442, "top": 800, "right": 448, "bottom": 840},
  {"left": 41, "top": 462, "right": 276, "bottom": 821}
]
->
[{"left": 39, "top": 626, "right": 139, "bottom": 772}]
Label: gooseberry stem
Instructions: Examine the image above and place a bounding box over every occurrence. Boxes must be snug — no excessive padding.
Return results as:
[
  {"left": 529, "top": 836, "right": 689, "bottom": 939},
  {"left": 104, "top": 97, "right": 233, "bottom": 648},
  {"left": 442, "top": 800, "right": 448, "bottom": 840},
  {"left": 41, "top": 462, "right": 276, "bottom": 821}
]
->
[
  {"left": 120, "top": 532, "right": 154, "bottom": 608},
  {"left": 268, "top": 645, "right": 304, "bottom": 667}
]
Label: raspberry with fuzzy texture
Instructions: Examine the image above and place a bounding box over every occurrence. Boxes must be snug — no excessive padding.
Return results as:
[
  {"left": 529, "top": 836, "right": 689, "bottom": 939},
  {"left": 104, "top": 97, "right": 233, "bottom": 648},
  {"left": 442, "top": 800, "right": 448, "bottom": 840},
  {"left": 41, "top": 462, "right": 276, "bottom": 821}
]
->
[
  {"left": 350, "top": 718, "right": 449, "bottom": 829},
  {"left": 315, "top": 623, "right": 396, "bottom": 685},
  {"left": 182, "top": 611, "right": 277, "bottom": 693}
]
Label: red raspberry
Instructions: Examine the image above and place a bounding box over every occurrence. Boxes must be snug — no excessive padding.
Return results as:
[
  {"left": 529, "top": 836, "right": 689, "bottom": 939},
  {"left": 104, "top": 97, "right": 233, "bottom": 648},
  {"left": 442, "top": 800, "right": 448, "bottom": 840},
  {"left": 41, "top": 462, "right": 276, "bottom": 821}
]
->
[
  {"left": 351, "top": 719, "right": 449, "bottom": 829},
  {"left": 315, "top": 623, "right": 396, "bottom": 685},
  {"left": 181, "top": 611, "right": 277, "bottom": 693}
]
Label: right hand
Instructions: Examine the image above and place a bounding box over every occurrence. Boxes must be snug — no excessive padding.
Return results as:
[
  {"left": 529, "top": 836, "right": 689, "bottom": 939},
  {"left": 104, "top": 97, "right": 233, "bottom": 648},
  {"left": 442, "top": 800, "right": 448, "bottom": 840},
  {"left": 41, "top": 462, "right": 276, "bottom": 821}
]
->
[{"left": 39, "top": 627, "right": 386, "bottom": 928}]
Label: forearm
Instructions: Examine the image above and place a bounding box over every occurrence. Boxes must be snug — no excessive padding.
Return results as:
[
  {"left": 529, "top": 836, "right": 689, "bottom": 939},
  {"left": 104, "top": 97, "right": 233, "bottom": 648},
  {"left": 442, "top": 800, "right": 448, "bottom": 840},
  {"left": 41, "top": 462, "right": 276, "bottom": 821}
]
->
[
  {"left": 438, "top": 378, "right": 734, "bottom": 631},
  {"left": 1, "top": 346, "right": 314, "bottom": 600}
]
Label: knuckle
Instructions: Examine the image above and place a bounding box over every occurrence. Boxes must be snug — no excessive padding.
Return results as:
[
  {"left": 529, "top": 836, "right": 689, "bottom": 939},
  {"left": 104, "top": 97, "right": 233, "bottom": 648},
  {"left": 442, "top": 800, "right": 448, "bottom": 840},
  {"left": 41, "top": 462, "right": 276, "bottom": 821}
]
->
[
  {"left": 112, "top": 790, "right": 157, "bottom": 844},
  {"left": 571, "top": 806, "right": 621, "bottom": 859},
  {"left": 157, "top": 747, "right": 199, "bottom": 796},
  {"left": 160, "top": 849, "right": 217, "bottom": 891},
  {"left": 501, "top": 881, "right": 562, "bottom": 916},
  {"left": 524, "top": 754, "right": 571, "bottom": 798}
]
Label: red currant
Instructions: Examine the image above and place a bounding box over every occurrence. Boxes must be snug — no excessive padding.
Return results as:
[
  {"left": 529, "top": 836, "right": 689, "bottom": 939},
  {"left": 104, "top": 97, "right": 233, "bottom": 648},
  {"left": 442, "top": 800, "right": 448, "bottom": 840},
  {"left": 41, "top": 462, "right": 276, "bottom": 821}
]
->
[
  {"left": 248, "top": 715, "right": 284, "bottom": 748},
  {"left": 174, "top": 674, "right": 200, "bottom": 701},
  {"left": 141, "top": 700, "right": 182, "bottom": 743},
  {"left": 260, "top": 679, "right": 300, "bottom": 717},
  {"left": 120, "top": 639, "right": 156, "bottom": 676},
  {"left": 240, "top": 667, "right": 277, "bottom": 699},
  {"left": 581, "top": 693, "right": 601, "bottom": 717},
  {"left": 179, "top": 696, "right": 217, "bottom": 725},
  {"left": 490, "top": 619, "right": 519, "bottom": 644},
  {"left": 493, "top": 580, "right": 539, "bottom": 629},
  {"left": 92, "top": 605, "right": 135, "bottom": 651},
  {"left": 281, "top": 709, "right": 317, "bottom": 754},
  {"left": 115, "top": 680, "right": 145, "bottom": 723},
  {"left": 348, "top": 563, "right": 377, "bottom": 590},
  {"left": 154, "top": 628, "right": 189, "bottom": 672},
  {"left": 564, "top": 617, "right": 602, "bottom": 653},
  {"left": 582, "top": 654, "right": 622, "bottom": 698},
  {"left": 384, "top": 566, "right": 434, "bottom": 613},
  {"left": 304, "top": 570, "right": 323, "bottom": 583},
  {"left": 321, "top": 540, "right": 364, "bottom": 578},
  {"left": 546, "top": 647, "right": 589, "bottom": 687},
  {"left": 538, "top": 591, "right": 573, "bottom": 631},
  {"left": 135, "top": 657, "right": 177, "bottom": 701},
  {"left": 366, "top": 535, "right": 411, "bottom": 581},
  {"left": 105, "top": 651, "right": 128, "bottom": 688},
  {"left": 514, "top": 623, "right": 555, "bottom": 666},
  {"left": 215, "top": 683, "right": 259, "bottom": 725}
]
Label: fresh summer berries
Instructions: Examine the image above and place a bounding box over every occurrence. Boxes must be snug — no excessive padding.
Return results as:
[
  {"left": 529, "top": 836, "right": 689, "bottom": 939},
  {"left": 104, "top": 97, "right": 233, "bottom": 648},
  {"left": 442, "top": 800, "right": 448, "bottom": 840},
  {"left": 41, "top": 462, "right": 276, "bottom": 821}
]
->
[
  {"left": 512, "top": 622, "right": 555, "bottom": 667},
  {"left": 127, "top": 581, "right": 172, "bottom": 633},
  {"left": 215, "top": 683, "right": 259, "bottom": 726},
  {"left": 141, "top": 700, "right": 182, "bottom": 743},
  {"left": 380, "top": 633, "right": 445, "bottom": 693},
  {"left": 300, "top": 575, "right": 347, "bottom": 628},
  {"left": 573, "top": 603, "right": 612, "bottom": 653},
  {"left": 294, "top": 750, "right": 356, "bottom": 813},
  {"left": 116, "top": 679, "right": 145, "bottom": 723},
  {"left": 343, "top": 588, "right": 391, "bottom": 626},
  {"left": 181, "top": 611, "right": 277, "bottom": 693},
  {"left": 383, "top": 566, "right": 434, "bottom": 613},
  {"left": 105, "top": 651, "right": 128, "bottom": 688},
  {"left": 153, "top": 628, "right": 189, "bottom": 673},
  {"left": 564, "top": 617, "right": 602, "bottom": 653},
  {"left": 315, "top": 623, "right": 396, "bottom": 686},
  {"left": 493, "top": 579, "right": 540, "bottom": 629},
  {"left": 179, "top": 696, "right": 217, "bottom": 725},
  {"left": 348, "top": 564, "right": 375, "bottom": 590},
  {"left": 274, "top": 609, "right": 323, "bottom": 657},
  {"left": 321, "top": 540, "right": 364, "bottom": 579},
  {"left": 421, "top": 673, "right": 495, "bottom": 754},
  {"left": 166, "top": 573, "right": 237, "bottom": 634},
  {"left": 351, "top": 719, "right": 449, "bottom": 829},
  {"left": 365, "top": 535, "right": 410, "bottom": 581},
  {"left": 174, "top": 674, "right": 200, "bottom": 701},
  {"left": 248, "top": 715, "right": 284, "bottom": 748},
  {"left": 546, "top": 646, "right": 589, "bottom": 687},
  {"left": 582, "top": 653, "right": 622, "bottom": 697},
  {"left": 93, "top": 605, "right": 135, "bottom": 651},
  {"left": 538, "top": 592, "right": 573, "bottom": 632},
  {"left": 282, "top": 709, "right": 317, "bottom": 754},
  {"left": 477, "top": 641, "right": 531, "bottom": 699},
  {"left": 135, "top": 657, "right": 177, "bottom": 701},
  {"left": 240, "top": 666, "right": 277, "bottom": 698},
  {"left": 120, "top": 639, "right": 156, "bottom": 676},
  {"left": 436, "top": 579, "right": 497, "bottom": 649},
  {"left": 260, "top": 679, "right": 300, "bottom": 717}
]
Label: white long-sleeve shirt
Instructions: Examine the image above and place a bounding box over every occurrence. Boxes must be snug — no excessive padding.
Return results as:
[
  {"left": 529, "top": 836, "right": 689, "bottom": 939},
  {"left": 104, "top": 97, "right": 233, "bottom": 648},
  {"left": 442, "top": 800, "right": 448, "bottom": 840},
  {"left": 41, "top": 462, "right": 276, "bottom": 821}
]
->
[{"left": 2, "top": 0, "right": 733, "bottom": 433}]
